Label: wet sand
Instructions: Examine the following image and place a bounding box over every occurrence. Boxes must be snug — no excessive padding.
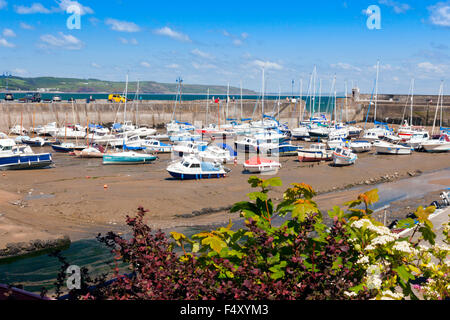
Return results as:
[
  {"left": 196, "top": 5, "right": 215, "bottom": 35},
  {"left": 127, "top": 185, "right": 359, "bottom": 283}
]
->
[{"left": 0, "top": 143, "right": 449, "bottom": 249}]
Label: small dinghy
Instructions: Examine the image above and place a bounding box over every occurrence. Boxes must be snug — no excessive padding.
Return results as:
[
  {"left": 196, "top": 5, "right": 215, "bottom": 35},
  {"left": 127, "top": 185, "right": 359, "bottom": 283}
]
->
[
  {"left": 51, "top": 142, "right": 87, "bottom": 153},
  {"left": 243, "top": 156, "right": 281, "bottom": 173},
  {"left": 103, "top": 151, "right": 157, "bottom": 165},
  {"left": 332, "top": 146, "right": 357, "bottom": 166},
  {"left": 167, "top": 155, "right": 229, "bottom": 180},
  {"left": 297, "top": 143, "right": 333, "bottom": 162},
  {"left": 73, "top": 145, "right": 106, "bottom": 158}
]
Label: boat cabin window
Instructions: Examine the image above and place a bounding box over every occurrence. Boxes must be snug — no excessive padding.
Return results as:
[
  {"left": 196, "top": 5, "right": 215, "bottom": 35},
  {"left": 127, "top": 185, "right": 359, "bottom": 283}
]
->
[{"left": 191, "top": 164, "right": 201, "bottom": 168}]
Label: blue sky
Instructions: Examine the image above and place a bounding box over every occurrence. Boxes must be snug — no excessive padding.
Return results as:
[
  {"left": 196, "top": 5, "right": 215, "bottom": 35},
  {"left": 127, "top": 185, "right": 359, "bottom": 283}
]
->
[{"left": 0, "top": 0, "right": 449, "bottom": 94}]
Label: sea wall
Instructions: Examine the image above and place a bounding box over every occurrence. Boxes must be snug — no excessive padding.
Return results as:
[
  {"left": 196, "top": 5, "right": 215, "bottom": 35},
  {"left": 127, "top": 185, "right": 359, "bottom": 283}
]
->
[{"left": 0, "top": 95, "right": 448, "bottom": 131}]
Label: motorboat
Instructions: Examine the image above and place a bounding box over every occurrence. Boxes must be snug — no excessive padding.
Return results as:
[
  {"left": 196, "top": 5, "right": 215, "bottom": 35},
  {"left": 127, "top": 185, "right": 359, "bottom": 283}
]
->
[
  {"left": 291, "top": 126, "right": 310, "bottom": 140},
  {"left": 34, "top": 122, "right": 58, "bottom": 137},
  {"left": 373, "top": 137, "right": 412, "bottom": 155},
  {"left": 407, "top": 131, "right": 431, "bottom": 150},
  {"left": 0, "top": 139, "right": 53, "bottom": 170},
  {"left": 103, "top": 152, "right": 157, "bottom": 165},
  {"left": 349, "top": 140, "right": 372, "bottom": 153},
  {"left": 197, "top": 145, "right": 234, "bottom": 164},
  {"left": 169, "top": 132, "right": 202, "bottom": 143},
  {"left": 266, "top": 143, "right": 301, "bottom": 157},
  {"left": 326, "top": 136, "right": 347, "bottom": 150},
  {"left": 166, "top": 155, "right": 229, "bottom": 180},
  {"left": 308, "top": 124, "right": 330, "bottom": 140},
  {"left": 142, "top": 139, "right": 173, "bottom": 153},
  {"left": 166, "top": 120, "right": 196, "bottom": 135},
  {"left": 297, "top": 143, "right": 333, "bottom": 162},
  {"left": 243, "top": 156, "right": 282, "bottom": 173},
  {"left": 421, "top": 134, "right": 450, "bottom": 153},
  {"left": 234, "top": 137, "right": 278, "bottom": 154},
  {"left": 172, "top": 141, "right": 208, "bottom": 158},
  {"left": 133, "top": 127, "right": 157, "bottom": 138},
  {"left": 51, "top": 126, "right": 86, "bottom": 139},
  {"left": 332, "top": 146, "right": 357, "bottom": 166}
]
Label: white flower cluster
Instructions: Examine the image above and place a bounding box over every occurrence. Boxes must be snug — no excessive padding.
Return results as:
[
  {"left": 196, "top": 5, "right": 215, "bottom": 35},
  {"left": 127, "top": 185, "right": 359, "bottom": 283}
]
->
[
  {"left": 380, "top": 290, "right": 404, "bottom": 300},
  {"left": 351, "top": 219, "right": 391, "bottom": 235},
  {"left": 344, "top": 291, "right": 357, "bottom": 297},
  {"left": 366, "top": 264, "right": 383, "bottom": 290},
  {"left": 356, "top": 255, "right": 370, "bottom": 265},
  {"left": 371, "top": 234, "right": 398, "bottom": 246},
  {"left": 392, "top": 241, "right": 417, "bottom": 255}
]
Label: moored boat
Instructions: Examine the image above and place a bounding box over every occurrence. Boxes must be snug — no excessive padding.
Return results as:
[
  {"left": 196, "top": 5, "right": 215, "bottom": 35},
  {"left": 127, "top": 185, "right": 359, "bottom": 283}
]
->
[
  {"left": 102, "top": 152, "right": 157, "bottom": 165},
  {"left": 297, "top": 143, "right": 333, "bottom": 162},
  {"left": 166, "top": 155, "right": 229, "bottom": 180},
  {"left": 0, "top": 139, "right": 53, "bottom": 170},
  {"left": 332, "top": 146, "right": 357, "bottom": 166},
  {"left": 243, "top": 156, "right": 281, "bottom": 173}
]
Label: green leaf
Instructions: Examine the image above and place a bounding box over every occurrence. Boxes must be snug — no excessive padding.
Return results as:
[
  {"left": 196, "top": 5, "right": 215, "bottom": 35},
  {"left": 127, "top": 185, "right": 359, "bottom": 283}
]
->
[
  {"left": 419, "top": 226, "right": 436, "bottom": 245},
  {"left": 262, "top": 177, "right": 282, "bottom": 188},
  {"left": 247, "top": 191, "right": 268, "bottom": 202},
  {"left": 202, "top": 236, "right": 228, "bottom": 253},
  {"left": 394, "top": 265, "right": 415, "bottom": 284},
  {"left": 396, "top": 218, "right": 416, "bottom": 230}
]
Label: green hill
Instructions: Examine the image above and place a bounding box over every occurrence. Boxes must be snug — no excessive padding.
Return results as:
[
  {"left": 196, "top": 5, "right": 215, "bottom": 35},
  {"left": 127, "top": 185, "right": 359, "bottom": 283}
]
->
[{"left": 0, "top": 76, "right": 256, "bottom": 95}]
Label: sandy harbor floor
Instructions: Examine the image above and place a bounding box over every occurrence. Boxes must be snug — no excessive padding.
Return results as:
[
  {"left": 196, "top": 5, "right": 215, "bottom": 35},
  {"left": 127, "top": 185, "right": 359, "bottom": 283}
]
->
[{"left": 0, "top": 142, "right": 449, "bottom": 254}]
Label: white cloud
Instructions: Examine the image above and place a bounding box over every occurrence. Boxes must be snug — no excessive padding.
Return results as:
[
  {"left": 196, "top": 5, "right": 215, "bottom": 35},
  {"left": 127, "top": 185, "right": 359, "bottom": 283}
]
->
[
  {"left": 119, "top": 37, "right": 138, "bottom": 45},
  {"left": 0, "top": 0, "right": 7, "bottom": 10},
  {"left": 106, "top": 19, "right": 140, "bottom": 32},
  {"left": 167, "top": 64, "right": 180, "bottom": 69},
  {"left": 154, "top": 27, "right": 191, "bottom": 42},
  {"left": 14, "top": 3, "right": 52, "bottom": 14},
  {"left": 57, "top": 0, "right": 93, "bottom": 15},
  {"left": 91, "top": 62, "right": 101, "bottom": 68},
  {"left": 13, "top": 68, "right": 27, "bottom": 76},
  {"left": 241, "top": 32, "right": 249, "bottom": 39},
  {"left": 379, "top": 0, "right": 411, "bottom": 14},
  {"left": 20, "top": 22, "right": 35, "bottom": 30},
  {"left": 192, "top": 62, "right": 217, "bottom": 70},
  {"left": 3, "top": 28, "right": 16, "bottom": 38},
  {"left": 233, "top": 39, "right": 243, "bottom": 46},
  {"left": 252, "top": 60, "right": 283, "bottom": 70},
  {"left": 40, "top": 32, "right": 84, "bottom": 50},
  {"left": 0, "top": 38, "right": 15, "bottom": 48},
  {"left": 417, "top": 61, "right": 445, "bottom": 73},
  {"left": 331, "top": 62, "right": 362, "bottom": 72},
  {"left": 140, "top": 61, "right": 151, "bottom": 68},
  {"left": 428, "top": 2, "right": 450, "bottom": 27},
  {"left": 191, "top": 48, "right": 214, "bottom": 59}
]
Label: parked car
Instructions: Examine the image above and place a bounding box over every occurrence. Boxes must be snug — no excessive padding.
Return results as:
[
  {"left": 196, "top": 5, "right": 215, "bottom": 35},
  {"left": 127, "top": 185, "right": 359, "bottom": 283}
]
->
[
  {"left": 18, "top": 92, "right": 42, "bottom": 103},
  {"left": 108, "top": 94, "right": 126, "bottom": 103},
  {"left": 4, "top": 93, "right": 14, "bottom": 101},
  {"left": 52, "top": 95, "right": 62, "bottom": 102}
]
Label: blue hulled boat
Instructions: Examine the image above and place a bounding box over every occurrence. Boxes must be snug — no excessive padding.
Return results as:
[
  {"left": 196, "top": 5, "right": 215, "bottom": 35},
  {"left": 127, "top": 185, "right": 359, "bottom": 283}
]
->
[{"left": 0, "top": 139, "right": 53, "bottom": 170}]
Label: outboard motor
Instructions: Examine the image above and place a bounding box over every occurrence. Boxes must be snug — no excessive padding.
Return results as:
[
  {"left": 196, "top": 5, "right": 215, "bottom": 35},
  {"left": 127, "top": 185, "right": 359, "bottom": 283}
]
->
[
  {"left": 441, "top": 191, "right": 449, "bottom": 207},
  {"left": 429, "top": 201, "right": 441, "bottom": 210},
  {"left": 388, "top": 219, "right": 398, "bottom": 230},
  {"left": 406, "top": 212, "right": 417, "bottom": 219}
]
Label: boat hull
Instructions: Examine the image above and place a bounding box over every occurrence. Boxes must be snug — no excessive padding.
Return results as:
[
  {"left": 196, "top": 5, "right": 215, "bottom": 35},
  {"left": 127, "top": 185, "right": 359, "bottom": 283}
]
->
[
  {"left": 103, "top": 155, "right": 157, "bottom": 165},
  {"left": 167, "top": 170, "right": 226, "bottom": 180},
  {"left": 0, "top": 153, "right": 53, "bottom": 170},
  {"left": 297, "top": 151, "right": 332, "bottom": 162},
  {"left": 375, "top": 146, "right": 412, "bottom": 155}
]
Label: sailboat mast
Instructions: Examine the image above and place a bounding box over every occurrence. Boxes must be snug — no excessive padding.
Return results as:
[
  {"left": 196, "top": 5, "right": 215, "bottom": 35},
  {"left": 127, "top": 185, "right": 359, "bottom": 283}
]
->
[
  {"left": 432, "top": 81, "right": 443, "bottom": 136},
  {"left": 206, "top": 88, "right": 209, "bottom": 125},
  {"left": 299, "top": 79, "right": 303, "bottom": 123},
  {"left": 374, "top": 60, "right": 380, "bottom": 122},
  {"left": 262, "top": 68, "right": 265, "bottom": 124},
  {"left": 124, "top": 74, "right": 129, "bottom": 124},
  {"left": 136, "top": 80, "right": 140, "bottom": 128},
  {"left": 240, "top": 81, "right": 243, "bottom": 119},
  {"left": 410, "top": 78, "right": 415, "bottom": 126},
  {"left": 226, "top": 82, "right": 230, "bottom": 121},
  {"left": 345, "top": 80, "right": 348, "bottom": 123}
]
